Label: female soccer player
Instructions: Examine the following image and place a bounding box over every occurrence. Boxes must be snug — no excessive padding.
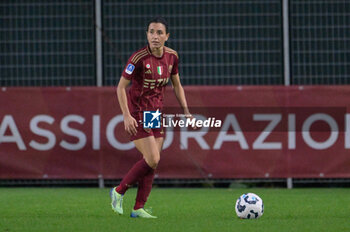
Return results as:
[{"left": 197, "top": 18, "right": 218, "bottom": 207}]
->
[{"left": 110, "top": 17, "right": 192, "bottom": 218}]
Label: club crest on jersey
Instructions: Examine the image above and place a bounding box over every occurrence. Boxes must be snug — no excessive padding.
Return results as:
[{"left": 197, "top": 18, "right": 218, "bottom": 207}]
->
[
  {"left": 145, "top": 63, "right": 152, "bottom": 74},
  {"left": 125, "top": 64, "right": 135, "bottom": 75},
  {"left": 157, "top": 66, "right": 163, "bottom": 75}
]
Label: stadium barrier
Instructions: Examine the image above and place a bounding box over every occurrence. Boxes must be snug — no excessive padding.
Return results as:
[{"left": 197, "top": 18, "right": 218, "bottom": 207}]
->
[{"left": 1, "top": 86, "right": 350, "bottom": 180}]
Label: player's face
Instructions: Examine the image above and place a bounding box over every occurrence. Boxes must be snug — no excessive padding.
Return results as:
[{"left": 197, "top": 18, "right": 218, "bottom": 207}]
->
[{"left": 147, "top": 23, "right": 169, "bottom": 50}]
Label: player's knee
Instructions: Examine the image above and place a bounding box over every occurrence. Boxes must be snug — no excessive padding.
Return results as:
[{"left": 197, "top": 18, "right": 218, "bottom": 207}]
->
[{"left": 146, "top": 154, "right": 160, "bottom": 169}]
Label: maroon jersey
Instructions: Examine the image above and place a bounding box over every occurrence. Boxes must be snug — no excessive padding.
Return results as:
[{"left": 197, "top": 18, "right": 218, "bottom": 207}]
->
[{"left": 122, "top": 45, "right": 179, "bottom": 114}]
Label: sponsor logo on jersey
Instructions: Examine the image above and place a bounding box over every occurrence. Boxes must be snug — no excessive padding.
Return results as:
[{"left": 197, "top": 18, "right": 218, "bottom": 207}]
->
[
  {"left": 143, "top": 78, "right": 169, "bottom": 89},
  {"left": 143, "top": 110, "right": 161, "bottom": 128},
  {"left": 143, "top": 79, "right": 156, "bottom": 89},
  {"left": 125, "top": 64, "right": 135, "bottom": 75},
  {"left": 157, "top": 66, "right": 163, "bottom": 75},
  {"left": 145, "top": 70, "right": 152, "bottom": 74}
]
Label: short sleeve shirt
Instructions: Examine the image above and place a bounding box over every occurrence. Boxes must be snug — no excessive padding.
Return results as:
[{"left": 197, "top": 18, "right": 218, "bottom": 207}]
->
[{"left": 122, "top": 45, "right": 179, "bottom": 115}]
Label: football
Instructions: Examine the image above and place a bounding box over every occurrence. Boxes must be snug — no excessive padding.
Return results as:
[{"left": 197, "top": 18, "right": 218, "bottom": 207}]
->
[{"left": 235, "top": 193, "right": 264, "bottom": 219}]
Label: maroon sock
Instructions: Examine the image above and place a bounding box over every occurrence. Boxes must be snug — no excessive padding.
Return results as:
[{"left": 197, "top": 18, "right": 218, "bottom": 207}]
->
[
  {"left": 134, "top": 168, "right": 155, "bottom": 210},
  {"left": 116, "top": 159, "right": 152, "bottom": 195}
]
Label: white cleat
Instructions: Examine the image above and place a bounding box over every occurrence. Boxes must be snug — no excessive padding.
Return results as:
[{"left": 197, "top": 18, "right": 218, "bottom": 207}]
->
[
  {"left": 130, "top": 208, "right": 157, "bottom": 219},
  {"left": 110, "top": 187, "right": 123, "bottom": 215}
]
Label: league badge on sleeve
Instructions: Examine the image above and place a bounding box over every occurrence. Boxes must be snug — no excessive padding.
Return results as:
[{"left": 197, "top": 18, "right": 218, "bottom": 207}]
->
[{"left": 125, "top": 64, "right": 135, "bottom": 75}]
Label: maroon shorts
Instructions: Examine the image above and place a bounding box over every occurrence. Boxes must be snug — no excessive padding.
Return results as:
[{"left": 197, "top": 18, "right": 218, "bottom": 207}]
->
[{"left": 130, "top": 113, "right": 165, "bottom": 141}]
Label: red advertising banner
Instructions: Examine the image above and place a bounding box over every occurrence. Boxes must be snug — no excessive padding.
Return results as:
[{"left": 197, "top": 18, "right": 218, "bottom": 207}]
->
[{"left": 0, "top": 86, "right": 350, "bottom": 179}]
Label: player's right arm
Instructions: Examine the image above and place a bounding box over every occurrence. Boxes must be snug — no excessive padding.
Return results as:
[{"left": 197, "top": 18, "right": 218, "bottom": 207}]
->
[
  {"left": 116, "top": 76, "right": 138, "bottom": 136},
  {"left": 117, "top": 48, "right": 147, "bottom": 135}
]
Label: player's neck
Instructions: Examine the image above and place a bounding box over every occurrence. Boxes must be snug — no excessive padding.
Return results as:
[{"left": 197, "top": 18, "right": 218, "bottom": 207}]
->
[{"left": 150, "top": 46, "right": 163, "bottom": 58}]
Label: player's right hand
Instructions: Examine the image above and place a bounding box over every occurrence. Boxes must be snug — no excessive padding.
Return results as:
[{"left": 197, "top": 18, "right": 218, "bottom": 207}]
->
[{"left": 124, "top": 115, "right": 138, "bottom": 136}]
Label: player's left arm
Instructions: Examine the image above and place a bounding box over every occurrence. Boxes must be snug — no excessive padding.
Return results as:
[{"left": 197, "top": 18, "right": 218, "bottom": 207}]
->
[{"left": 171, "top": 73, "right": 191, "bottom": 116}]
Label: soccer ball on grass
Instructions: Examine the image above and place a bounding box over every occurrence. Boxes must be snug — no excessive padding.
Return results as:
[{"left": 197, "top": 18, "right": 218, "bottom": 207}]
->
[{"left": 235, "top": 193, "right": 264, "bottom": 219}]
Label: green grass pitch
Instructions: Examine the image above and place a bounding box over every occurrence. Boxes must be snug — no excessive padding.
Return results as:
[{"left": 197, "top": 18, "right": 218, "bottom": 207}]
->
[{"left": 1, "top": 187, "right": 349, "bottom": 232}]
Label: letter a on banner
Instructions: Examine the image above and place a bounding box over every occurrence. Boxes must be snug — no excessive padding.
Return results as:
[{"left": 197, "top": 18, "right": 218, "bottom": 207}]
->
[{"left": 0, "top": 115, "right": 26, "bottom": 150}]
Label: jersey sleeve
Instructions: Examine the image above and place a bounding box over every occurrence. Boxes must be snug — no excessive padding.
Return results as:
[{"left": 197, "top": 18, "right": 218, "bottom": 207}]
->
[
  {"left": 121, "top": 56, "right": 140, "bottom": 80},
  {"left": 171, "top": 53, "right": 179, "bottom": 75}
]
